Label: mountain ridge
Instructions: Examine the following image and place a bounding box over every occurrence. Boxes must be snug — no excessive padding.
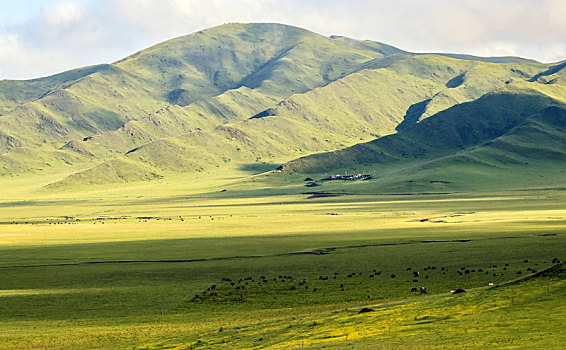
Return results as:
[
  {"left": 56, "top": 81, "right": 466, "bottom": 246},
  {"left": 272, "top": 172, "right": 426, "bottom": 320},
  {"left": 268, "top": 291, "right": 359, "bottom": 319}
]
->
[{"left": 0, "top": 23, "right": 564, "bottom": 191}]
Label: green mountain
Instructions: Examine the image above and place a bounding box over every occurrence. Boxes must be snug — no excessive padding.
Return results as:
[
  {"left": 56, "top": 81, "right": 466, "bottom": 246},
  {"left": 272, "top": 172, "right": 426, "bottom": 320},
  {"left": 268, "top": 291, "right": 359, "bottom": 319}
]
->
[
  {"left": 0, "top": 23, "right": 564, "bottom": 191},
  {"left": 282, "top": 89, "right": 566, "bottom": 192}
]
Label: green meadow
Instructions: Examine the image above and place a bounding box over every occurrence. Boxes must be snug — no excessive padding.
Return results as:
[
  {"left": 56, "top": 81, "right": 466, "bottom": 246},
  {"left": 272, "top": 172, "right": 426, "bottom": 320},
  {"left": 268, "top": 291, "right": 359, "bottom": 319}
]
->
[{"left": 0, "top": 173, "right": 564, "bottom": 349}]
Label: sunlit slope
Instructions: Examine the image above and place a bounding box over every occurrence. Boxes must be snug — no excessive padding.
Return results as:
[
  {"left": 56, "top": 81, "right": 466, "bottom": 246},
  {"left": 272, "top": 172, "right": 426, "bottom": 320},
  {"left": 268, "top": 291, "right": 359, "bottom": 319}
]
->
[
  {"left": 1, "top": 23, "right": 564, "bottom": 188},
  {"left": 0, "top": 64, "right": 110, "bottom": 115},
  {"left": 0, "top": 23, "right": 397, "bottom": 176},
  {"left": 115, "top": 23, "right": 397, "bottom": 102},
  {"left": 76, "top": 56, "right": 560, "bottom": 184}
]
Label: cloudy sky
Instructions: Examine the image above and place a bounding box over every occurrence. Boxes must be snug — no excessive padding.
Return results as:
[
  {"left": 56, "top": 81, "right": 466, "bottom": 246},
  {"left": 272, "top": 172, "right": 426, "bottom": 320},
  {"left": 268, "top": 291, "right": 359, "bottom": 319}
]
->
[{"left": 1, "top": 0, "right": 565, "bottom": 80}]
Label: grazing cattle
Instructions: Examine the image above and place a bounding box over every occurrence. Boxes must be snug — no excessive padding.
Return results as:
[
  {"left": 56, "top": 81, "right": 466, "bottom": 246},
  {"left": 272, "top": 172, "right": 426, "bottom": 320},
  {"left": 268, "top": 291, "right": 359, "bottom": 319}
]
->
[
  {"left": 391, "top": 274, "right": 396, "bottom": 278},
  {"left": 552, "top": 258, "right": 560, "bottom": 263},
  {"left": 358, "top": 307, "right": 375, "bottom": 314},
  {"left": 420, "top": 287, "right": 427, "bottom": 295},
  {"left": 411, "top": 287, "right": 418, "bottom": 292},
  {"left": 413, "top": 271, "right": 420, "bottom": 277}
]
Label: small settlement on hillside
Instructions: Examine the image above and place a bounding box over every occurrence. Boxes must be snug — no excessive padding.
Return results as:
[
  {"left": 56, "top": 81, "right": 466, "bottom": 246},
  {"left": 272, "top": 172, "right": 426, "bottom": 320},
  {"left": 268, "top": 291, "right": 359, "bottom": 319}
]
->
[{"left": 323, "top": 174, "right": 372, "bottom": 181}]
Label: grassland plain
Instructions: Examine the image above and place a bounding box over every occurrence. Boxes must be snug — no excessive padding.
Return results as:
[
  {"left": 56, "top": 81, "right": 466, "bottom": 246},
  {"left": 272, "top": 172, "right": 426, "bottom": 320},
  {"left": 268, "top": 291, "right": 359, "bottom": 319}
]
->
[{"left": 0, "top": 173, "right": 564, "bottom": 349}]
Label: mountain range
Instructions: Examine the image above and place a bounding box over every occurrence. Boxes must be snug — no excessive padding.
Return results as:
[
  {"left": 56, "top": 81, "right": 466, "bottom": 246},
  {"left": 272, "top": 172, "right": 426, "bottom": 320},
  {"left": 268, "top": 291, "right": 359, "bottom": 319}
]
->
[{"left": 0, "top": 23, "right": 564, "bottom": 192}]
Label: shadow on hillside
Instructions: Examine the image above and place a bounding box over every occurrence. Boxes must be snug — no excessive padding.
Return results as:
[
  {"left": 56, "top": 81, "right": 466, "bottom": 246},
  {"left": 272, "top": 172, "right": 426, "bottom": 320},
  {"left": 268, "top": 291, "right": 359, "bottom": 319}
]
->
[{"left": 239, "top": 162, "right": 281, "bottom": 174}]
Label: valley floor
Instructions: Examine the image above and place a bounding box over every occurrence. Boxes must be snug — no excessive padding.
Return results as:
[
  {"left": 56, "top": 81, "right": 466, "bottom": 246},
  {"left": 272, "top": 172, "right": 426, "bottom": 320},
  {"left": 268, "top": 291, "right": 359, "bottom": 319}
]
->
[{"left": 0, "top": 174, "right": 565, "bottom": 349}]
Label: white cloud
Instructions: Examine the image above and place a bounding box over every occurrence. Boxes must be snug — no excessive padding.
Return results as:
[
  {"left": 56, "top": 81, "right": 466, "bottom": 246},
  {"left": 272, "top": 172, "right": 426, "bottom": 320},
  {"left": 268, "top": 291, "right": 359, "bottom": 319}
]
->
[
  {"left": 43, "top": 1, "right": 85, "bottom": 27},
  {"left": 0, "top": 34, "right": 74, "bottom": 79},
  {"left": 1, "top": 0, "right": 565, "bottom": 80},
  {"left": 467, "top": 42, "right": 519, "bottom": 58}
]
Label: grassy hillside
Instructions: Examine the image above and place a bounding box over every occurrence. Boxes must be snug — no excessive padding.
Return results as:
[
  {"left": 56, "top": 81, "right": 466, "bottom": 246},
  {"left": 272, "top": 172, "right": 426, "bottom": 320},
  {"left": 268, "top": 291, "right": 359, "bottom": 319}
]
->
[
  {"left": 0, "top": 23, "right": 396, "bottom": 178},
  {"left": 48, "top": 55, "right": 561, "bottom": 187},
  {"left": 0, "top": 22, "right": 564, "bottom": 192},
  {"left": 0, "top": 64, "right": 110, "bottom": 115},
  {"left": 280, "top": 88, "right": 566, "bottom": 192}
]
